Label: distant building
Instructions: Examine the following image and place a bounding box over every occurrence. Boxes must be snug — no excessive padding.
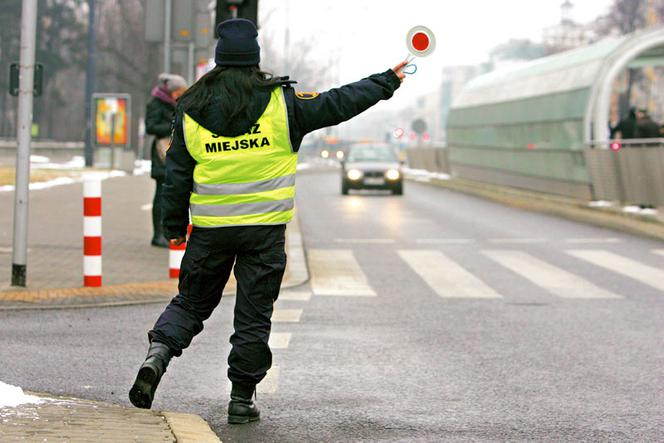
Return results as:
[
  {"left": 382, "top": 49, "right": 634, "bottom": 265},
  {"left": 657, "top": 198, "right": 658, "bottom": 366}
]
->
[{"left": 542, "top": 1, "right": 597, "bottom": 53}]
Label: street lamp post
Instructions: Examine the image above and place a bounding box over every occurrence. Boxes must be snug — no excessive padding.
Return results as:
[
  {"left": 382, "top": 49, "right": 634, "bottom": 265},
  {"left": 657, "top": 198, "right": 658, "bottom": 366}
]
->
[
  {"left": 11, "top": 0, "right": 38, "bottom": 287},
  {"left": 84, "top": 0, "right": 96, "bottom": 167}
]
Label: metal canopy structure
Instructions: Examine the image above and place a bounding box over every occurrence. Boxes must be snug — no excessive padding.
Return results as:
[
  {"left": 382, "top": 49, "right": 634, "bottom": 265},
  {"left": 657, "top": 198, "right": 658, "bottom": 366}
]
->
[{"left": 446, "top": 26, "right": 664, "bottom": 198}]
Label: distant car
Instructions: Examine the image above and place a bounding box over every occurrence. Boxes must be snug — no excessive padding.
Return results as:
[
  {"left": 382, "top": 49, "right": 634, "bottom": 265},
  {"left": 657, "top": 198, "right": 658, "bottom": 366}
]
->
[
  {"left": 341, "top": 144, "right": 403, "bottom": 195},
  {"left": 320, "top": 148, "right": 345, "bottom": 160}
]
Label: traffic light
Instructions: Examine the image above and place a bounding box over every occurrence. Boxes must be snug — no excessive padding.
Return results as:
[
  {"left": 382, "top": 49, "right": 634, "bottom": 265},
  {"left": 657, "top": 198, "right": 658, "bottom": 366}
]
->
[{"left": 215, "top": 0, "right": 258, "bottom": 35}]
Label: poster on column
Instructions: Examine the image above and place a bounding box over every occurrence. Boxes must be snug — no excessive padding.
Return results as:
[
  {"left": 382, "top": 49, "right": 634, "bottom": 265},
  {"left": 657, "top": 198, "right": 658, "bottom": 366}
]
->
[{"left": 93, "top": 93, "right": 131, "bottom": 148}]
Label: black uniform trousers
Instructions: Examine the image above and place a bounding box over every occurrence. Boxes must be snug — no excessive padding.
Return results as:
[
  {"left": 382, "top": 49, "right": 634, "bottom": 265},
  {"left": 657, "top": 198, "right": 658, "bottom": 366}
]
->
[
  {"left": 148, "top": 224, "right": 287, "bottom": 388},
  {"left": 151, "top": 177, "right": 165, "bottom": 241}
]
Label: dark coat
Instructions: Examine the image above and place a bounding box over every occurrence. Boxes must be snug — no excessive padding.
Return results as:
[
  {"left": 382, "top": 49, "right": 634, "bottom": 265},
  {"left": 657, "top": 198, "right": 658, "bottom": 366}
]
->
[
  {"left": 611, "top": 114, "right": 637, "bottom": 139},
  {"left": 635, "top": 116, "right": 660, "bottom": 139},
  {"left": 161, "top": 69, "right": 402, "bottom": 239},
  {"left": 145, "top": 96, "right": 175, "bottom": 180}
]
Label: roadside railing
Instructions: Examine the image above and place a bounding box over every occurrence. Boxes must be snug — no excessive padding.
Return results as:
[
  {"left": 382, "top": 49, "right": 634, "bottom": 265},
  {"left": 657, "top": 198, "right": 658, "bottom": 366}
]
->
[{"left": 585, "top": 140, "right": 664, "bottom": 206}]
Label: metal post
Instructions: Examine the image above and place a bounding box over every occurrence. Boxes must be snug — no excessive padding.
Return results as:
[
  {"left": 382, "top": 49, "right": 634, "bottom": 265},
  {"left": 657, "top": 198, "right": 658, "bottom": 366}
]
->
[
  {"left": 110, "top": 114, "right": 117, "bottom": 169},
  {"left": 164, "top": 0, "right": 172, "bottom": 72},
  {"left": 84, "top": 0, "right": 96, "bottom": 167},
  {"left": 11, "top": 0, "right": 38, "bottom": 287},
  {"left": 187, "top": 41, "right": 195, "bottom": 84}
]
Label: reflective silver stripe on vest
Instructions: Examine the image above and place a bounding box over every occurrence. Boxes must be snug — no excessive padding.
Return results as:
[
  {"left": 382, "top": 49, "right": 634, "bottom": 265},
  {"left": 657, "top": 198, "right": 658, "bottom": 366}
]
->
[
  {"left": 190, "top": 199, "right": 294, "bottom": 217},
  {"left": 193, "top": 174, "right": 296, "bottom": 195}
]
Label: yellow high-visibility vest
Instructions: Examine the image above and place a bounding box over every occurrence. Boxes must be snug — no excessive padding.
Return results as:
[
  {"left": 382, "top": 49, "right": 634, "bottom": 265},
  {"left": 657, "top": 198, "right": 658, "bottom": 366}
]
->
[{"left": 183, "top": 86, "right": 297, "bottom": 227}]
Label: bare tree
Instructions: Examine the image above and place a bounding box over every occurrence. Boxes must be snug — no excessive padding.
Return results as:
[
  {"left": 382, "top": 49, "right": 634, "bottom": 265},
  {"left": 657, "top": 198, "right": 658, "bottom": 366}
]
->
[{"left": 0, "top": 0, "right": 86, "bottom": 139}]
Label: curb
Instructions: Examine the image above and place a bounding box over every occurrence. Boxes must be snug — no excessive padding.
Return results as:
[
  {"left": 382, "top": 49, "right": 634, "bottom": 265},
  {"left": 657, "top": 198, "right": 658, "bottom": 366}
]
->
[
  {"left": 0, "top": 212, "right": 310, "bottom": 310},
  {"left": 4, "top": 391, "right": 222, "bottom": 443},
  {"left": 163, "top": 411, "right": 222, "bottom": 443},
  {"left": 408, "top": 175, "right": 664, "bottom": 242}
]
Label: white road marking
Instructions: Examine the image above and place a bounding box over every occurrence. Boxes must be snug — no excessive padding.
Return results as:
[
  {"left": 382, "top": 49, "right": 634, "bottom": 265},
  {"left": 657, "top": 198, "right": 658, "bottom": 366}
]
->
[
  {"left": 415, "top": 238, "right": 475, "bottom": 244},
  {"left": 398, "top": 250, "right": 502, "bottom": 299},
  {"left": 268, "top": 333, "right": 291, "bottom": 349},
  {"left": 568, "top": 250, "right": 664, "bottom": 292},
  {"left": 308, "top": 249, "right": 376, "bottom": 296},
  {"left": 488, "top": 238, "right": 547, "bottom": 244},
  {"left": 565, "top": 238, "right": 622, "bottom": 244},
  {"left": 483, "top": 250, "right": 621, "bottom": 299},
  {"left": 257, "top": 366, "right": 279, "bottom": 394},
  {"left": 272, "top": 309, "right": 302, "bottom": 322},
  {"left": 278, "top": 291, "right": 312, "bottom": 301},
  {"left": 140, "top": 203, "right": 152, "bottom": 211},
  {"left": 334, "top": 238, "right": 395, "bottom": 244},
  {"left": 653, "top": 249, "right": 664, "bottom": 257}
]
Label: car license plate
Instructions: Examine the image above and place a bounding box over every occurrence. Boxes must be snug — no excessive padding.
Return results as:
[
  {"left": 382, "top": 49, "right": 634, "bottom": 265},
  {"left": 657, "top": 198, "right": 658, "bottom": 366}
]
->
[{"left": 364, "top": 177, "right": 385, "bottom": 185}]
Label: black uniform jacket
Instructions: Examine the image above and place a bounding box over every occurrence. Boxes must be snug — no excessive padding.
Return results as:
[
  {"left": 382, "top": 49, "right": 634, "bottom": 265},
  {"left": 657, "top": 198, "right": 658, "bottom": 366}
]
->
[
  {"left": 162, "top": 69, "right": 401, "bottom": 239},
  {"left": 145, "top": 97, "right": 175, "bottom": 180}
]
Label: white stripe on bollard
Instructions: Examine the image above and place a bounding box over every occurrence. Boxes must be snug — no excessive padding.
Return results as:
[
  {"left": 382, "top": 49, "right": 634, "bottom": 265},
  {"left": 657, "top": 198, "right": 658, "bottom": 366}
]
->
[
  {"left": 83, "top": 216, "right": 102, "bottom": 236},
  {"left": 83, "top": 178, "right": 102, "bottom": 197},
  {"left": 83, "top": 255, "right": 102, "bottom": 275},
  {"left": 169, "top": 249, "right": 186, "bottom": 269}
]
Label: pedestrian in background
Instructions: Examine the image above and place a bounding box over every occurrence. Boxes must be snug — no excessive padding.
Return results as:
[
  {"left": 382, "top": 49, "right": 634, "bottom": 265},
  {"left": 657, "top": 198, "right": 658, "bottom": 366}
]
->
[
  {"left": 146, "top": 73, "right": 188, "bottom": 247},
  {"left": 611, "top": 107, "right": 637, "bottom": 140},
  {"left": 635, "top": 108, "right": 660, "bottom": 139},
  {"left": 129, "top": 18, "right": 407, "bottom": 423}
]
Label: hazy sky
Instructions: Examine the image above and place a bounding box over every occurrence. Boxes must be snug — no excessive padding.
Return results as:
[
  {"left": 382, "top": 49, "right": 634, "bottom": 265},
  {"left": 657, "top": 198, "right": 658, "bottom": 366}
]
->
[{"left": 259, "top": 0, "right": 614, "bottom": 110}]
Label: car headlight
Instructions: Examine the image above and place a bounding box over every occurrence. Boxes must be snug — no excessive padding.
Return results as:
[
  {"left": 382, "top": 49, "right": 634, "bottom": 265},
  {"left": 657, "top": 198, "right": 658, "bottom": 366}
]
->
[
  {"left": 347, "top": 169, "right": 363, "bottom": 180},
  {"left": 336, "top": 150, "right": 345, "bottom": 160},
  {"left": 385, "top": 169, "right": 400, "bottom": 180},
  {"left": 321, "top": 150, "right": 329, "bottom": 159}
]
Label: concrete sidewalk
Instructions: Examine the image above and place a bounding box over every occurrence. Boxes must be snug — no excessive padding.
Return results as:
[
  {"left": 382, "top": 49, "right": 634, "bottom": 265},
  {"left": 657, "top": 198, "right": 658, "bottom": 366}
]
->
[
  {"left": 0, "top": 392, "right": 220, "bottom": 442},
  {"left": 0, "top": 174, "right": 308, "bottom": 309}
]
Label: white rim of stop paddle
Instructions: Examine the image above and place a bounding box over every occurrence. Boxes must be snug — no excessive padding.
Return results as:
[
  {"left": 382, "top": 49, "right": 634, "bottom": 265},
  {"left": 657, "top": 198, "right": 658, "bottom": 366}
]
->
[{"left": 406, "top": 25, "right": 436, "bottom": 57}]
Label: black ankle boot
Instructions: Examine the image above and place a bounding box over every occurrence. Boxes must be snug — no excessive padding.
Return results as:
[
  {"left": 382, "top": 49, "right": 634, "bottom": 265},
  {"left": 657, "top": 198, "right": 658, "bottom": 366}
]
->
[
  {"left": 228, "top": 383, "right": 260, "bottom": 424},
  {"left": 129, "top": 342, "right": 172, "bottom": 409}
]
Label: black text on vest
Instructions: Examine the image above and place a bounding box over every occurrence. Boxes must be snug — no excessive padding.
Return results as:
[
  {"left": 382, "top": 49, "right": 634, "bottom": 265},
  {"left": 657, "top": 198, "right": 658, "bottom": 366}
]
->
[{"left": 205, "top": 137, "right": 270, "bottom": 153}]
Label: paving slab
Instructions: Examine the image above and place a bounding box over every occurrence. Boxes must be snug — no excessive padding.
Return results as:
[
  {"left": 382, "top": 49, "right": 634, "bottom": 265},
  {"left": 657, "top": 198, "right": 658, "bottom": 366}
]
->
[{"left": 0, "top": 393, "right": 220, "bottom": 443}]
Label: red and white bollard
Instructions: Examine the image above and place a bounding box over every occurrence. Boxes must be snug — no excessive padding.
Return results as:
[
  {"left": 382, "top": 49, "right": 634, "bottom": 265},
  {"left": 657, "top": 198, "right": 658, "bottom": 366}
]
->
[
  {"left": 83, "top": 177, "right": 102, "bottom": 287},
  {"left": 169, "top": 224, "right": 192, "bottom": 278}
]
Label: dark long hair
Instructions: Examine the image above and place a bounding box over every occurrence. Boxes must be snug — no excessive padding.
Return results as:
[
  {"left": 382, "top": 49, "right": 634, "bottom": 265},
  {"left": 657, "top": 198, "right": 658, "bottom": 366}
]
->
[{"left": 179, "top": 66, "right": 281, "bottom": 122}]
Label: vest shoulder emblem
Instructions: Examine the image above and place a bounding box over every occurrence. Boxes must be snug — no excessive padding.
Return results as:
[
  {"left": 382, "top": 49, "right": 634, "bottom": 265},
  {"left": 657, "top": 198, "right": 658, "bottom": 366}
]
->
[{"left": 295, "top": 91, "right": 320, "bottom": 100}]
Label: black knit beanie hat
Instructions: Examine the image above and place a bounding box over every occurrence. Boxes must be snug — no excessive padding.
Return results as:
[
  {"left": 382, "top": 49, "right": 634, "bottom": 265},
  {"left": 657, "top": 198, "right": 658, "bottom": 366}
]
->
[{"left": 215, "top": 18, "right": 260, "bottom": 67}]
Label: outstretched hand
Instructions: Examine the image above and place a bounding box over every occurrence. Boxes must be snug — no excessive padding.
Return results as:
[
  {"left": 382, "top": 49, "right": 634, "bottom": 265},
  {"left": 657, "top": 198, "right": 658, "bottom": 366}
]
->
[
  {"left": 392, "top": 60, "right": 408, "bottom": 83},
  {"left": 171, "top": 236, "right": 187, "bottom": 246}
]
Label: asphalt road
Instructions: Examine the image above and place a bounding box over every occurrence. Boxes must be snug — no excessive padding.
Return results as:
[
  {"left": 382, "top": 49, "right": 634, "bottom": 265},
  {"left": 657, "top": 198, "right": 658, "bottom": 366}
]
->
[{"left": 1, "top": 170, "right": 663, "bottom": 442}]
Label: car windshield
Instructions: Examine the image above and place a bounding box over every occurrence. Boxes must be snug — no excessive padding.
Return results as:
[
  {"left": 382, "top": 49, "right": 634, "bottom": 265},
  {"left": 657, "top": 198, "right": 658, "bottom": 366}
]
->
[{"left": 347, "top": 146, "right": 397, "bottom": 162}]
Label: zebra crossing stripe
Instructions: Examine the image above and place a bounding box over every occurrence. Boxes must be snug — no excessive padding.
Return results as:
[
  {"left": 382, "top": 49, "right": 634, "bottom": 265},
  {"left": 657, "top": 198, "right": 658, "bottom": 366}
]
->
[
  {"left": 567, "top": 250, "right": 664, "bottom": 292},
  {"left": 269, "top": 332, "right": 291, "bottom": 349},
  {"left": 272, "top": 309, "right": 302, "bottom": 322},
  {"left": 308, "top": 249, "right": 376, "bottom": 296},
  {"left": 488, "top": 238, "right": 546, "bottom": 244},
  {"left": 653, "top": 249, "right": 664, "bottom": 257},
  {"left": 257, "top": 366, "right": 279, "bottom": 394},
  {"left": 483, "top": 250, "right": 621, "bottom": 299},
  {"left": 398, "top": 250, "right": 502, "bottom": 299},
  {"left": 278, "top": 291, "right": 312, "bottom": 301}
]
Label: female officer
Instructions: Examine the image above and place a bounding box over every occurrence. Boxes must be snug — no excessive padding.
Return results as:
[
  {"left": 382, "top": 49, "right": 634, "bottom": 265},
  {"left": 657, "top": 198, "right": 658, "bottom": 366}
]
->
[{"left": 130, "top": 18, "right": 407, "bottom": 424}]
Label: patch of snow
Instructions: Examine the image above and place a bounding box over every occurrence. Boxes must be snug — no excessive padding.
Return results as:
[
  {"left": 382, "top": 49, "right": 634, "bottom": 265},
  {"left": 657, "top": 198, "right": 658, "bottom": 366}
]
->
[
  {"left": 29, "top": 155, "right": 50, "bottom": 164},
  {"left": 31, "top": 155, "right": 85, "bottom": 170},
  {"left": 589, "top": 200, "right": 615, "bottom": 208},
  {"left": 0, "top": 382, "right": 43, "bottom": 408},
  {"left": 641, "top": 208, "right": 658, "bottom": 215},
  {"left": 622, "top": 206, "right": 641, "bottom": 213},
  {"left": 29, "top": 177, "right": 77, "bottom": 190},
  {"left": 431, "top": 172, "right": 450, "bottom": 180},
  {"left": 133, "top": 159, "right": 151, "bottom": 176},
  {"left": 0, "top": 170, "right": 126, "bottom": 193}
]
